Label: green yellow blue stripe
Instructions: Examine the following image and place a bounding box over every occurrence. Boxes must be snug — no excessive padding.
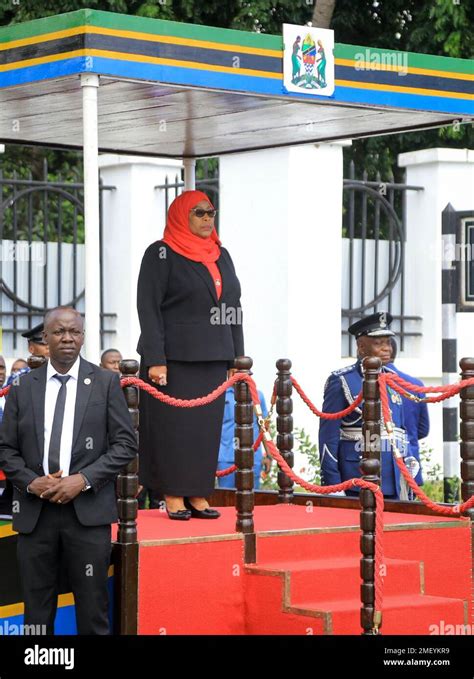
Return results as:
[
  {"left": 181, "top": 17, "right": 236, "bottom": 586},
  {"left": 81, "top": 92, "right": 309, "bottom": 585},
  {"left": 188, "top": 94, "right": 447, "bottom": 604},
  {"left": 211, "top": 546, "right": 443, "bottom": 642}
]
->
[{"left": 0, "top": 9, "right": 472, "bottom": 116}]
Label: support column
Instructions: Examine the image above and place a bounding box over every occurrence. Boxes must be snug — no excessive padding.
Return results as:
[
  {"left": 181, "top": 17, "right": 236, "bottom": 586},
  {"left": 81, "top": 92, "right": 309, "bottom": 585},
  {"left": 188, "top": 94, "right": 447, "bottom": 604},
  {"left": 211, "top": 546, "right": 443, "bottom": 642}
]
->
[
  {"left": 99, "top": 155, "right": 183, "bottom": 360},
  {"left": 183, "top": 158, "right": 196, "bottom": 190},
  {"left": 441, "top": 204, "right": 460, "bottom": 501},
  {"left": 398, "top": 148, "right": 474, "bottom": 479},
  {"left": 219, "top": 143, "right": 345, "bottom": 443},
  {"left": 81, "top": 74, "right": 101, "bottom": 361}
]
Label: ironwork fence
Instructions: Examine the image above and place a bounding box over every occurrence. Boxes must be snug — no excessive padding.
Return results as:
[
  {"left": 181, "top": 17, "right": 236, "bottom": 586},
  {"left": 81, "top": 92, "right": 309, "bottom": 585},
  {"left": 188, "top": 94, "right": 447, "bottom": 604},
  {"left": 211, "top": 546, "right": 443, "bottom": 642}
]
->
[
  {"left": 156, "top": 158, "right": 219, "bottom": 228},
  {"left": 158, "top": 158, "right": 422, "bottom": 357},
  {"left": 0, "top": 158, "right": 116, "bottom": 354},
  {"left": 342, "top": 161, "right": 424, "bottom": 357},
  {"left": 1, "top": 154, "right": 422, "bottom": 359}
]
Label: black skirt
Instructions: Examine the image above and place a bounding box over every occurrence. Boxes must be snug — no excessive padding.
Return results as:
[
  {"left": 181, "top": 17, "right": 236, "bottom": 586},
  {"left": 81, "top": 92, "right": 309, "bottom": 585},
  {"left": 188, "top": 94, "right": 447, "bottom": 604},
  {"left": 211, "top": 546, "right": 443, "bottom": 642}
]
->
[{"left": 138, "top": 360, "right": 227, "bottom": 497}]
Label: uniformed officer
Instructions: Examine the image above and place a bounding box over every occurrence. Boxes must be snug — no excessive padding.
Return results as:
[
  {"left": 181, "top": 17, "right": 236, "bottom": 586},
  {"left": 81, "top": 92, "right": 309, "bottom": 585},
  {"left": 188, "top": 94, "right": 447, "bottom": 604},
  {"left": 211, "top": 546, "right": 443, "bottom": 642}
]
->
[
  {"left": 319, "top": 311, "right": 409, "bottom": 499},
  {"left": 1, "top": 323, "right": 49, "bottom": 515},
  {"left": 387, "top": 337, "right": 428, "bottom": 489},
  {"left": 3, "top": 323, "right": 48, "bottom": 389},
  {"left": 21, "top": 322, "right": 49, "bottom": 359}
]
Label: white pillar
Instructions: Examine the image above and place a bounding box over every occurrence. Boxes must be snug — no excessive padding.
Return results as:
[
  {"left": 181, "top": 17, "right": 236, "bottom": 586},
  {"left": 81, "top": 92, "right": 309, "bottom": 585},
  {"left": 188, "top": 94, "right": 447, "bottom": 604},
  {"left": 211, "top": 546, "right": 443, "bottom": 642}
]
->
[
  {"left": 398, "top": 148, "right": 474, "bottom": 478},
  {"left": 398, "top": 148, "right": 474, "bottom": 371},
  {"left": 220, "top": 143, "right": 345, "bottom": 453},
  {"left": 81, "top": 74, "right": 101, "bottom": 361},
  {"left": 98, "top": 155, "right": 183, "bottom": 362},
  {"left": 183, "top": 158, "right": 196, "bottom": 190}
]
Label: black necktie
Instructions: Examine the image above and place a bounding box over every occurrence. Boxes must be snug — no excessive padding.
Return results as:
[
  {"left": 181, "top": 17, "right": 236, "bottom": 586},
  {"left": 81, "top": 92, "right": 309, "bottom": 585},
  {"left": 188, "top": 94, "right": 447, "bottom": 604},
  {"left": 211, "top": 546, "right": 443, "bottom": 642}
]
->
[{"left": 48, "top": 374, "right": 71, "bottom": 474}]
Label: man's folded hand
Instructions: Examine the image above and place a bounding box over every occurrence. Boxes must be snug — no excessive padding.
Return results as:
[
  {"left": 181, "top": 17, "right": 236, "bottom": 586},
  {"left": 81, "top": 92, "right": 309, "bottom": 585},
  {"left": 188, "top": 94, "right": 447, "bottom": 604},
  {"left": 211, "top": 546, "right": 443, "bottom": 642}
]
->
[
  {"left": 41, "top": 474, "right": 86, "bottom": 503},
  {"left": 28, "top": 471, "right": 62, "bottom": 497}
]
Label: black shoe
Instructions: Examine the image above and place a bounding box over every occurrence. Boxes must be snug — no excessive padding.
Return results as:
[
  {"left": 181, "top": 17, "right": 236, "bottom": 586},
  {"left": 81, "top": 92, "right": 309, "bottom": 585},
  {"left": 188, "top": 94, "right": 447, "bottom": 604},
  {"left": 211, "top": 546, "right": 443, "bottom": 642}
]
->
[
  {"left": 166, "top": 506, "right": 192, "bottom": 521},
  {"left": 184, "top": 498, "right": 221, "bottom": 519}
]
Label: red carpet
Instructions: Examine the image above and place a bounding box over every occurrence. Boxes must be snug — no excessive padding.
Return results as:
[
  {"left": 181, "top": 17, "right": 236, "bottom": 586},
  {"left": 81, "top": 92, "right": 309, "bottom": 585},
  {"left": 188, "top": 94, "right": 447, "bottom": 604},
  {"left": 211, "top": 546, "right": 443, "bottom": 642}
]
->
[{"left": 112, "top": 506, "right": 471, "bottom": 635}]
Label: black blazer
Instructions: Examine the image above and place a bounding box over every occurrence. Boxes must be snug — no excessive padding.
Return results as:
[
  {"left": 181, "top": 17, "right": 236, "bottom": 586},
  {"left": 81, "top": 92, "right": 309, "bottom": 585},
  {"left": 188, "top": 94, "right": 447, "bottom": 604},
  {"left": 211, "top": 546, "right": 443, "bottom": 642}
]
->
[
  {"left": 0, "top": 357, "right": 138, "bottom": 534},
  {"left": 136, "top": 240, "right": 244, "bottom": 368}
]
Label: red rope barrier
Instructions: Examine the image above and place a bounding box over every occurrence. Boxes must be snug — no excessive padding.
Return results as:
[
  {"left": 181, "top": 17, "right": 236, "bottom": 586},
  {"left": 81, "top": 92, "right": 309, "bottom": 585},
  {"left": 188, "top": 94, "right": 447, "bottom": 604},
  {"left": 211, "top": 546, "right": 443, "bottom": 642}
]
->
[
  {"left": 120, "top": 373, "right": 261, "bottom": 409},
  {"left": 394, "top": 454, "right": 474, "bottom": 516},
  {"left": 259, "top": 432, "right": 385, "bottom": 621},
  {"left": 6, "top": 366, "right": 473, "bottom": 631},
  {"left": 289, "top": 370, "right": 474, "bottom": 513},
  {"left": 3, "top": 368, "right": 471, "bottom": 412},
  {"left": 121, "top": 373, "right": 384, "bottom": 629},
  {"left": 111, "top": 370, "right": 474, "bottom": 622},
  {"left": 120, "top": 375, "right": 265, "bottom": 479},
  {"left": 215, "top": 432, "right": 265, "bottom": 478},
  {"left": 388, "top": 372, "right": 474, "bottom": 393},
  {"left": 215, "top": 464, "right": 237, "bottom": 478},
  {"left": 291, "top": 377, "right": 363, "bottom": 419},
  {"left": 384, "top": 378, "right": 445, "bottom": 404},
  {"left": 289, "top": 371, "right": 474, "bottom": 416},
  {"left": 2, "top": 370, "right": 473, "bottom": 409},
  {"left": 378, "top": 373, "right": 474, "bottom": 517},
  {"left": 386, "top": 373, "right": 474, "bottom": 400}
]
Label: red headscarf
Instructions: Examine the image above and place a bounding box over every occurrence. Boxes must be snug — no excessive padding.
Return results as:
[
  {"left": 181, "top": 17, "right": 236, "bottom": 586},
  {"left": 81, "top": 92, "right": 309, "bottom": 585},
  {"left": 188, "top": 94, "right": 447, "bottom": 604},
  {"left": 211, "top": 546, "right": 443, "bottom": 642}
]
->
[{"left": 162, "top": 190, "right": 221, "bottom": 263}]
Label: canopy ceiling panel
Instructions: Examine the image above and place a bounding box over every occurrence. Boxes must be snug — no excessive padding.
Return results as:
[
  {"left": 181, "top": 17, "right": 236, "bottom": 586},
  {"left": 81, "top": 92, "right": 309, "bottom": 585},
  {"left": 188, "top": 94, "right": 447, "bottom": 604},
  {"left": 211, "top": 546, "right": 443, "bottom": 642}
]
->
[{"left": 0, "top": 9, "right": 472, "bottom": 157}]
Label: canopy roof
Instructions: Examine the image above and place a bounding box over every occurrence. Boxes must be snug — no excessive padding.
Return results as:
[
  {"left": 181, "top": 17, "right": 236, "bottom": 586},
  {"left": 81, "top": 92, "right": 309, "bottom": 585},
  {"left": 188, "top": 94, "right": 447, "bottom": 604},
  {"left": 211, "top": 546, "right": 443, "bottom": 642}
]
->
[{"left": 0, "top": 9, "right": 472, "bottom": 158}]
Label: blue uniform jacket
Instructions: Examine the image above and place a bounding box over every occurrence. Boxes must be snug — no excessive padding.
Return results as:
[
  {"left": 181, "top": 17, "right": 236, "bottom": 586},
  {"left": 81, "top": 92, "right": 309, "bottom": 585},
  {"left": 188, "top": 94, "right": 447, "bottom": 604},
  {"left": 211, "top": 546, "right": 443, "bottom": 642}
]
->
[
  {"left": 1, "top": 367, "right": 31, "bottom": 424},
  {"left": 318, "top": 361, "right": 408, "bottom": 498},
  {"left": 218, "top": 387, "right": 268, "bottom": 466},
  {"left": 386, "top": 363, "right": 429, "bottom": 485}
]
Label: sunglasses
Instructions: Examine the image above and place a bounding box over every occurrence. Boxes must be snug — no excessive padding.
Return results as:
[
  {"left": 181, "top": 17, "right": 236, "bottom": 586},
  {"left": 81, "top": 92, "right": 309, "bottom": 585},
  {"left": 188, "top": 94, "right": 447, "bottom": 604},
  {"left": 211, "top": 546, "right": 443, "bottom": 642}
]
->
[{"left": 191, "top": 208, "right": 217, "bottom": 218}]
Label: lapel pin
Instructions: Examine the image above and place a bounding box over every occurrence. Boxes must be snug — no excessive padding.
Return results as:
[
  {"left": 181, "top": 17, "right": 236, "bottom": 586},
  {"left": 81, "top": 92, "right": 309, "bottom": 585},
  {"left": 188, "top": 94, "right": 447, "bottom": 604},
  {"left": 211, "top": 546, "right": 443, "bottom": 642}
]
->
[{"left": 84, "top": 378, "right": 91, "bottom": 385}]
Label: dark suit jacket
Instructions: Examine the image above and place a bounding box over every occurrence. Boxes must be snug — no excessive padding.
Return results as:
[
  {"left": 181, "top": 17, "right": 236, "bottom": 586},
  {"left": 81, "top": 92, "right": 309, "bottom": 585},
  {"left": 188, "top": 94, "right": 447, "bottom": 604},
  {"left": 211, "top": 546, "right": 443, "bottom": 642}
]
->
[
  {"left": 0, "top": 357, "right": 138, "bottom": 534},
  {"left": 136, "top": 240, "right": 244, "bottom": 368}
]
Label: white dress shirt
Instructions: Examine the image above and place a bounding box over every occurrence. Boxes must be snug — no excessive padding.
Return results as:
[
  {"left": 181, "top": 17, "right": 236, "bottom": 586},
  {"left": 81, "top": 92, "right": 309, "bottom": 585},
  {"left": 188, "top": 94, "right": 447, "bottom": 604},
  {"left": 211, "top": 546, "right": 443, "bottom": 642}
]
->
[{"left": 43, "top": 356, "right": 80, "bottom": 477}]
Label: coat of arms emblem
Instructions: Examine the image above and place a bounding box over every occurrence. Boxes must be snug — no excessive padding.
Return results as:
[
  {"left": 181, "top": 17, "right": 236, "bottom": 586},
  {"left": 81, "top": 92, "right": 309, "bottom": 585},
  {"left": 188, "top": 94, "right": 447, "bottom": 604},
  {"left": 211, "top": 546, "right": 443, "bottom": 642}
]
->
[{"left": 283, "top": 24, "right": 334, "bottom": 97}]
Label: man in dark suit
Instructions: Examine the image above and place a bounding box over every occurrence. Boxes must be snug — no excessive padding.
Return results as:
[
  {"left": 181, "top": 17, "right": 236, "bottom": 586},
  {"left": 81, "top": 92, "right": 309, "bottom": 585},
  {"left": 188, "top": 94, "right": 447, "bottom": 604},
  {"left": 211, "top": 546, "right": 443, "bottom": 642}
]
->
[{"left": 0, "top": 306, "right": 137, "bottom": 634}]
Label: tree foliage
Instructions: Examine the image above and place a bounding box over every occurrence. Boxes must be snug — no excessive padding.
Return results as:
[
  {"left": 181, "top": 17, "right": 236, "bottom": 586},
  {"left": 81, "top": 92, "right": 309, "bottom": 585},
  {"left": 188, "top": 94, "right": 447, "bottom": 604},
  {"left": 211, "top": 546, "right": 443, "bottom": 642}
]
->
[{"left": 0, "top": 0, "right": 472, "bottom": 184}]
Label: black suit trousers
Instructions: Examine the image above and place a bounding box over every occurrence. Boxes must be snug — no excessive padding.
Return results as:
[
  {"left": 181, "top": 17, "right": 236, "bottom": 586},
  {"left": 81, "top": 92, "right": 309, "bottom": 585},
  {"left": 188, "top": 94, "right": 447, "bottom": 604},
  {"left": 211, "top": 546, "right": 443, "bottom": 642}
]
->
[{"left": 17, "top": 501, "right": 111, "bottom": 635}]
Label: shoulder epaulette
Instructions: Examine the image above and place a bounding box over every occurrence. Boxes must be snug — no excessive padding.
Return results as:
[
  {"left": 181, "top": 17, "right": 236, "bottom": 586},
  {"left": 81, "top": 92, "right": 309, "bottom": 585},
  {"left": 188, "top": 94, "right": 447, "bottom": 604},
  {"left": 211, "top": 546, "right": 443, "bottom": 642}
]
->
[{"left": 331, "top": 362, "right": 358, "bottom": 377}]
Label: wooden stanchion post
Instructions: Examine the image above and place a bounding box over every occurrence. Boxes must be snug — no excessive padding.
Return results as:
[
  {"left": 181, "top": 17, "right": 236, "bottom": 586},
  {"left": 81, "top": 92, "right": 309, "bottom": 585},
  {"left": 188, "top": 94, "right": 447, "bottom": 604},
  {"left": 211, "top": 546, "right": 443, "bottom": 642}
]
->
[
  {"left": 27, "top": 356, "right": 47, "bottom": 370},
  {"left": 360, "top": 356, "right": 382, "bottom": 635},
  {"left": 459, "top": 357, "right": 474, "bottom": 626},
  {"left": 276, "top": 358, "right": 294, "bottom": 503},
  {"left": 234, "top": 356, "right": 256, "bottom": 564},
  {"left": 114, "top": 359, "right": 139, "bottom": 634}
]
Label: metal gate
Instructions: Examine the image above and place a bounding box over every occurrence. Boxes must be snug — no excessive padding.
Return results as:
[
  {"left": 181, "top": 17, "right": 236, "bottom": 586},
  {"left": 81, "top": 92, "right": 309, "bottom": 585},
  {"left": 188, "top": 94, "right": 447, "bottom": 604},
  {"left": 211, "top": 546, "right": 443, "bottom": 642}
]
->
[
  {"left": 342, "top": 162, "right": 424, "bottom": 356},
  {"left": 0, "top": 159, "right": 115, "bottom": 354},
  {"left": 156, "top": 159, "right": 219, "bottom": 228}
]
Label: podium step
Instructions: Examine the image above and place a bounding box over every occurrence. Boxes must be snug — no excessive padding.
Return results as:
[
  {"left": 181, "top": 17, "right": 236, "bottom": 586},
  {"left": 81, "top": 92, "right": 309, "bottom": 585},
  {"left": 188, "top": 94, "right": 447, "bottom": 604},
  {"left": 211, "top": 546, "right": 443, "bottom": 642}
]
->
[
  {"left": 245, "top": 556, "right": 467, "bottom": 634},
  {"left": 247, "top": 556, "right": 423, "bottom": 600}
]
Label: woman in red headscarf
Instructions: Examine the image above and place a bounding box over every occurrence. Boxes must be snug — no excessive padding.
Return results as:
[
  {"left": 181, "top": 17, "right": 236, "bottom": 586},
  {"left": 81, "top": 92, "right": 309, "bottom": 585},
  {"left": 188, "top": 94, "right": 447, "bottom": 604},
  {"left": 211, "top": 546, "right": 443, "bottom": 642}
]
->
[{"left": 136, "top": 190, "right": 244, "bottom": 520}]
